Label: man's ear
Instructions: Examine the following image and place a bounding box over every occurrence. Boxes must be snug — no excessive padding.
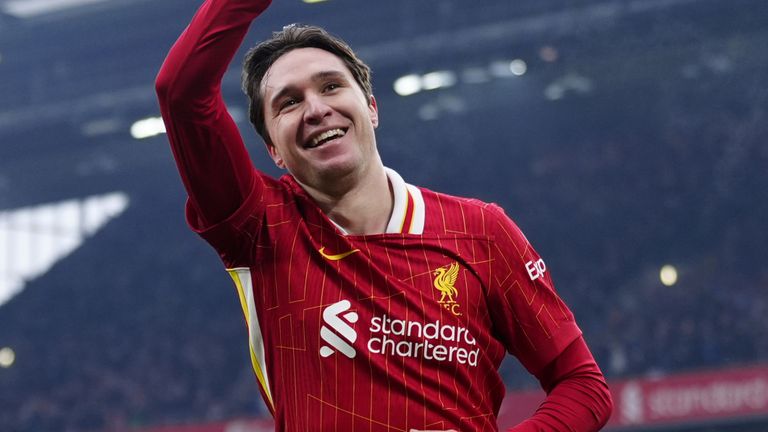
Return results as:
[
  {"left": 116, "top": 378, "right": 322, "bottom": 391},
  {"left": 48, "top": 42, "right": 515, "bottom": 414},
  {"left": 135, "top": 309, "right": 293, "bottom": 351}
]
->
[
  {"left": 369, "top": 95, "right": 379, "bottom": 128},
  {"left": 266, "top": 141, "right": 286, "bottom": 169}
]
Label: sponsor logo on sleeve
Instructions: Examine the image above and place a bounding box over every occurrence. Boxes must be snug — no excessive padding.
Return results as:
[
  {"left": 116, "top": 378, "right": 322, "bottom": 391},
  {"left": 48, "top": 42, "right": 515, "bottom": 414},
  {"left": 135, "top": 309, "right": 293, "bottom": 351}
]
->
[{"left": 525, "top": 258, "right": 547, "bottom": 281}]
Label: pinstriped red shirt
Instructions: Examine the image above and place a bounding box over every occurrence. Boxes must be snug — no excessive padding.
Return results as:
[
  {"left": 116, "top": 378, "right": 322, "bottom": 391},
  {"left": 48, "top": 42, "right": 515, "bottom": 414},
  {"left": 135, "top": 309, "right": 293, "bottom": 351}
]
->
[{"left": 192, "top": 167, "right": 581, "bottom": 431}]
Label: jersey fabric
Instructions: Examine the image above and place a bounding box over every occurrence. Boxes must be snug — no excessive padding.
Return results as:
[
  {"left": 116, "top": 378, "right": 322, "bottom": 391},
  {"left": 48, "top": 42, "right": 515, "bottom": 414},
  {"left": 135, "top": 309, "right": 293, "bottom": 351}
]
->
[
  {"left": 156, "top": 0, "right": 593, "bottom": 430},
  {"left": 197, "top": 168, "right": 581, "bottom": 431}
]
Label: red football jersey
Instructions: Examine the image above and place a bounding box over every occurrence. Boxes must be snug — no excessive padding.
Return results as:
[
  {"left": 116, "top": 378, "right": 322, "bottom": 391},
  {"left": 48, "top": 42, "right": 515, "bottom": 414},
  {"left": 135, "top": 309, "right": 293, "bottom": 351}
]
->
[
  {"left": 156, "top": 0, "right": 582, "bottom": 429},
  {"left": 194, "top": 168, "right": 581, "bottom": 431}
]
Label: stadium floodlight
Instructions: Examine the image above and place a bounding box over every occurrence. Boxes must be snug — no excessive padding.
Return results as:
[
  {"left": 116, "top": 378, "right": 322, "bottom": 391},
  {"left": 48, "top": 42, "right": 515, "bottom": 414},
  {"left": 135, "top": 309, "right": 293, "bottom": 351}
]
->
[
  {"left": 509, "top": 59, "right": 527, "bottom": 76},
  {"left": 660, "top": 264, "right": 678, "bottom": 286},
  {"left": 394, "top": 74, "right": 422, "bottom": 97},
  {"left": 1, "top": 0, "right": 113, "bottom": 19},
  {"left": 130, "top": 116, "right": 166, "bottom": 140},
  {"left": 421, "top": 71, "right": 457, "bottom": 91},
  {"left": 0, "top": 347, "right": 15, "bottom": 368}
]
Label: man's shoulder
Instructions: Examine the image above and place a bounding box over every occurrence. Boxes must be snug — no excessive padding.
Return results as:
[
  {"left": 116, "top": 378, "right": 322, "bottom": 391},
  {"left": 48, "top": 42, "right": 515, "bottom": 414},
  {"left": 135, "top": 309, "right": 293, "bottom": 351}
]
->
[
  {"left": 416, "top": 186, "right": 511, "bottom": 234},
  {"left": 226, "top": 171, "right": 317, "bottom": 228},
  {"left": 419, "top": 186, "right": 508, "bottom": 217},
  {"left": 259, "top": 172, "right": 310, "bottom": 202}
]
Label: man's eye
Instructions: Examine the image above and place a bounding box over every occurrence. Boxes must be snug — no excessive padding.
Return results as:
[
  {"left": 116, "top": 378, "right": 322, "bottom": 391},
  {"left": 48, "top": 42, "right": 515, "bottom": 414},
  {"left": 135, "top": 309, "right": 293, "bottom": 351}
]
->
[
  {"left": 280, "top": 99, "right": 297, "bottom": 110},
  {"left": 324, "top": 83, "right": 340, "bottom": 92}
]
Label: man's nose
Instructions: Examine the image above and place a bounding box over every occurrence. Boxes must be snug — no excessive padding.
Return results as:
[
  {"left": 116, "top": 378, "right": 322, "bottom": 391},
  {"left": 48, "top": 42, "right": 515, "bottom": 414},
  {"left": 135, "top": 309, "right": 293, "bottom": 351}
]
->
[{"left": 303, "top": 93, "right": 332, "bottom": 124}]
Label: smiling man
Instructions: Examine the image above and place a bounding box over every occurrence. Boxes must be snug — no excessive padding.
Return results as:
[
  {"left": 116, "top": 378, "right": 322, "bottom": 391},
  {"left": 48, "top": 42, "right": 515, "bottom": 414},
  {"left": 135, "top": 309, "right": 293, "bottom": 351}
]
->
[
  {"left": 255, "top": 44, "right": 391, "bottom": 234},
  {"left": 156, "top": 0, "right": 612, "bottom": 431}
]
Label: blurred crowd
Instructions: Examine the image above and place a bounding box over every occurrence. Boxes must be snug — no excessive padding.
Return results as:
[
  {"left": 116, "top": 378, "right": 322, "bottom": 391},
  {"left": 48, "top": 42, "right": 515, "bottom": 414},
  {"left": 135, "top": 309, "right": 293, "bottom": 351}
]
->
[
  {"left": 498, "top": 70, "right": 768, "bottom": 389},
  {"left": 0, "top": 195, "right": 265, "bottom": 431}
]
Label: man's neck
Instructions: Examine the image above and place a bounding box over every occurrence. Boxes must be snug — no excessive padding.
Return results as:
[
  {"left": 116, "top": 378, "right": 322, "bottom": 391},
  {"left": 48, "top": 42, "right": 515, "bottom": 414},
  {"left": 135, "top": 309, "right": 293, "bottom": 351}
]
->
[{"left": 300, "top": 162, "right": 393, "bottom": 235}]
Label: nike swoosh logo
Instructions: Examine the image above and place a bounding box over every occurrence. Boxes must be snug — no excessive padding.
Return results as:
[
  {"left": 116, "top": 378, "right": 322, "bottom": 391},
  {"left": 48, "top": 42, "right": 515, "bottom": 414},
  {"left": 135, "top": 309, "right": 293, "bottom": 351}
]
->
[{"left": 319, "top": 246, "right": 360, "bottom": 261}]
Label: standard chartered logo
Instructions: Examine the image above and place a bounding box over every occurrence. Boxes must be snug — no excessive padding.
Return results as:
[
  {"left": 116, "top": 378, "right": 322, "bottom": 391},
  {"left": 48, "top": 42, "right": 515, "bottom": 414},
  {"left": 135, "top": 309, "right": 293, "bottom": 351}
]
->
[
  {"left": 368, "top": 314, "right": 479, "bottom": 366},
  {"left": 319, "top": 300, "right": 358, "bottom": 359},
  {"left": 318, "top": 300, "right": 479, "bottom": 366}
]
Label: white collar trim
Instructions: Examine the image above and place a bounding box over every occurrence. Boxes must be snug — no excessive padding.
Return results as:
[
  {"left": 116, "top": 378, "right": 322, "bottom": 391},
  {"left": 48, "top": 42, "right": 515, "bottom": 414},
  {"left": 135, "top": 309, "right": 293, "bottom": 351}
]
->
[
  {"left": 384, "top": 167, "right": 425, "bottom": 234},
  {"left": 328, "top": 167, "right": 425, "bottom": 235}
]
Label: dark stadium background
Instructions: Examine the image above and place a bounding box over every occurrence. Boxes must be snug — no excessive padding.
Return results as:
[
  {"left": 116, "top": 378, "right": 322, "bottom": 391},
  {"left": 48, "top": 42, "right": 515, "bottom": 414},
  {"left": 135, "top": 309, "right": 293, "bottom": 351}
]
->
[{"left": 1, "top": 0, "right": 767, "bottom": 430}]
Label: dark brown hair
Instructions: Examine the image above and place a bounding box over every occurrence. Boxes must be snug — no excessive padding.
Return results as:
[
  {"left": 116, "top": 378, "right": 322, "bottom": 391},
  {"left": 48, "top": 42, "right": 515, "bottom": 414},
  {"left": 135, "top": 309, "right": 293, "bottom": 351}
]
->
[{"left": 242, "top": 24, "right": 373, "bottom": 143}]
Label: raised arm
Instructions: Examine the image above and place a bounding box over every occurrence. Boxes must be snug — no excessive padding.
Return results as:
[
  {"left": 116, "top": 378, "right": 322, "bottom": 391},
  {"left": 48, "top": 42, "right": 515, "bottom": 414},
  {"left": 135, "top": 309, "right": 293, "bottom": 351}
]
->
[{"left": 155, "top": 0, "right": 272, "bottom": 228}]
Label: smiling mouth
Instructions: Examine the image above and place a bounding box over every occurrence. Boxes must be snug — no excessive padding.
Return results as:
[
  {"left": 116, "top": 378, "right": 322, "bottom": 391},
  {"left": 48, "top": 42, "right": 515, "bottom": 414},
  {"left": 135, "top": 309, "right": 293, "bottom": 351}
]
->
[{"left": 305, "top": 128, "right": 347, "bottom": 149}]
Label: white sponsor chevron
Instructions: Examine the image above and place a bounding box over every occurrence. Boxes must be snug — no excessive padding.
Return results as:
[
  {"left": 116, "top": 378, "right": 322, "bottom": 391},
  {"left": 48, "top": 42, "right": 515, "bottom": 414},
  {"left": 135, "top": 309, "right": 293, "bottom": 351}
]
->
[
  {"left": 319, "top": 300, "right": 358, "bottom": 358},
  {"left": 0, "top": 192, "right": 129, "bottom": 307}
]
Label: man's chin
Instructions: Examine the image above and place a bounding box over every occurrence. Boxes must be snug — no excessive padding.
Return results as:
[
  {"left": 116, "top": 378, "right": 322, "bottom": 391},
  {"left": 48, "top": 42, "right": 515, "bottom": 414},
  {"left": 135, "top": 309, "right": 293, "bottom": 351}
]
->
[{"left": 299, "top": 159, "right": 365, "bottom": 192}]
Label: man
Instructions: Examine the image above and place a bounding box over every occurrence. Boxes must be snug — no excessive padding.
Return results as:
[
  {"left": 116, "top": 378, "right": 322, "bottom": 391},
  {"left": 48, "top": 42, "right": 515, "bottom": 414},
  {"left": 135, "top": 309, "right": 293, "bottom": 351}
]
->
[{"left": 156, "top": 0, "right": 613, "bottom": 430}]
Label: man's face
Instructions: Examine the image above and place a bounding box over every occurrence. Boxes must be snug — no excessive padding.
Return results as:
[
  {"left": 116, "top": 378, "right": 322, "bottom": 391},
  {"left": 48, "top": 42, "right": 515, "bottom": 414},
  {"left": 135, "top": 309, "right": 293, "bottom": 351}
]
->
[{"left": 261, "top": 47, "right": 379, "bottom": 190}]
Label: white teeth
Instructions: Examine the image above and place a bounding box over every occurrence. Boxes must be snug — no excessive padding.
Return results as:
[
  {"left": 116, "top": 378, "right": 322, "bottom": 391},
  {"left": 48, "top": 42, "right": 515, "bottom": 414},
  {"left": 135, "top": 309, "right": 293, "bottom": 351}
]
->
[{"left": 310, "top": 129, "right": 345, "bottom": 147}]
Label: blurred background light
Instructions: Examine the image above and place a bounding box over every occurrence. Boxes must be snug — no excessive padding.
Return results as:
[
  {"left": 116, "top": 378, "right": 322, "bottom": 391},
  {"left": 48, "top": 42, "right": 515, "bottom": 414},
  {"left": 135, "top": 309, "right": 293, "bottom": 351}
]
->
[
  {"left": 393, "top": 74, "right": 422, "bottom": 96},
  {"left": 539, "top": 45, "right": 559, "bottom": 62},
  {"left": 489, "top": 60, "right": 517, "bottom": 78},
  {"left": 660, "top": 264, "right": 679, "bottom": 286},
  {"left": 81, "top": 118, "right": 122, "bottom": 137},
  {"left": 509, "top": 59, "right": 528, "bottom": 76},
  {"left": 1, "top": 0, "right": 112, "bottom": 18},
  {"left": 544, "top": 83, "right": 565, "bottom": 101},
  {"left": 130, "top": 117, "right": 166, "bottom": 140},
  {"left": 421, "top": 70, "right": 457, "bottom": 91},
  {"left": 0, "top": 347, "right": 15, "bottom": 368}
]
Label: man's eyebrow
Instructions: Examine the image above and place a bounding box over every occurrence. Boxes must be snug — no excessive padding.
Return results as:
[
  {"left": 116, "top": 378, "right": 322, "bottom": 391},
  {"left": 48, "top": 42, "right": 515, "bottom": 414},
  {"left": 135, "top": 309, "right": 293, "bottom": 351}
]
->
[
  {"left": 269, "top": 70, "right": 349, "bottom": 107},
  {"left": 312, "top": 70, "right": 346, "bottom": 82},
  {"left": 269, "top": 86, "right": 295, "bottom": 109}
]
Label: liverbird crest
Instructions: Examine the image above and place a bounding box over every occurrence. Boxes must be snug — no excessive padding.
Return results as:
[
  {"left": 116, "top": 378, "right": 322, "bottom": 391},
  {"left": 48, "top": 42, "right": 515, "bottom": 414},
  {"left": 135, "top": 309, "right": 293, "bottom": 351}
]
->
[{"left": 433, "top": 262, "right": 460, "bottom": 309}]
